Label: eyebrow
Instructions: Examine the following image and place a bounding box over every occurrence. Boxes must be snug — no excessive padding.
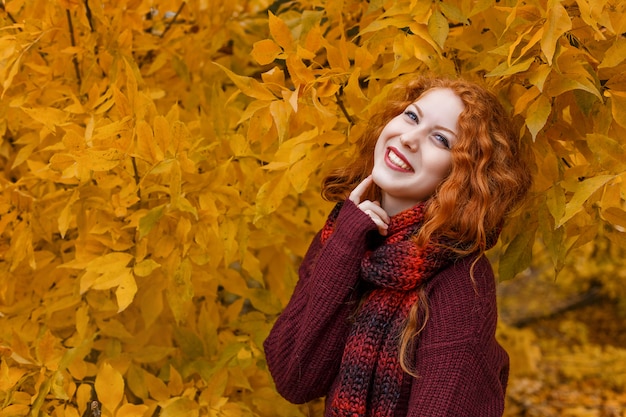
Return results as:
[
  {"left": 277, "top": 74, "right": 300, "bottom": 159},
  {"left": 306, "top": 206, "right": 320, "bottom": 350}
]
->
[{"left": 412, "top": 103, "right": 459, "bottom": 139}]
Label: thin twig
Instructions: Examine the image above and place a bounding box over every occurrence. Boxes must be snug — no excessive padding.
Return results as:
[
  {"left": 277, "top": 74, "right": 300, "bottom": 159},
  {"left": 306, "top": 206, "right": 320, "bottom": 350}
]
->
[
  {"left": 66, "top": 9, "right": 82, "bottom": 87},
  {"left": 335, "top": 89, "right": 354, "bottom": 125},
  {"left": 0, "top": 3, "right": 17, "bottom": 24},
  {"left": 160, "top": 2, "right": 186, "bottom": 38},
  {"left": 131, "top": 157, "right": 142, "bottom": 201},
  {"left": 83, "top": 0, "right": 94, "bottom": 32}
]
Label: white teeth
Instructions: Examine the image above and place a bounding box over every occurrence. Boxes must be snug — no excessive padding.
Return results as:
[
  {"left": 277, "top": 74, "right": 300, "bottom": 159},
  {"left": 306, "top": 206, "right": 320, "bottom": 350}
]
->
[{"left": 388, "top": 149, "right": 411, "bottom": 170}]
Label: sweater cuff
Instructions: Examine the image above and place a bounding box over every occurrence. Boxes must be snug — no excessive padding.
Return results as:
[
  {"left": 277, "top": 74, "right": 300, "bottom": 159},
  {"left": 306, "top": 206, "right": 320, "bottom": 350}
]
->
[{"left": 331, "top": 199, "right": 378, "bottom": 242}]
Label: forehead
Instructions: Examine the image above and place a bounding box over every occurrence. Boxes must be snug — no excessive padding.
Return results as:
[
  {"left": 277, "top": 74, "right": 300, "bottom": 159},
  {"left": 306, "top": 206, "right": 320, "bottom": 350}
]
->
[{"left": 412, "top": 88, "right": 465, "bottom": 129}]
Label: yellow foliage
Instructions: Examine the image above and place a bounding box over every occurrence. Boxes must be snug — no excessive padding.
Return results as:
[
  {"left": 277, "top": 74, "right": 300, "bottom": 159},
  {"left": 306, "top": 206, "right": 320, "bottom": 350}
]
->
[{"left": 0, "top": 0, "right": 625, "bottom": 415}]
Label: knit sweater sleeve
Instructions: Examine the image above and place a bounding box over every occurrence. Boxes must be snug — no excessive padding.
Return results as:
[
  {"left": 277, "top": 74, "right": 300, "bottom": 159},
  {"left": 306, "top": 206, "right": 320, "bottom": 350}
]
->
[
  {"left": 263, "top": 200, "right": 377, "bottom": 404},
  {"left": 406, "top": 256, "right": 509, "bottom": 417}
]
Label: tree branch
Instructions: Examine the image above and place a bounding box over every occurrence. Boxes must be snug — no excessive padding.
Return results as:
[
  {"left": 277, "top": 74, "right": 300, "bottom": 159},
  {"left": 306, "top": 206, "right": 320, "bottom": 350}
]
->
[{"left": 66, "top": 9, "right": 82, "bottom": 87}]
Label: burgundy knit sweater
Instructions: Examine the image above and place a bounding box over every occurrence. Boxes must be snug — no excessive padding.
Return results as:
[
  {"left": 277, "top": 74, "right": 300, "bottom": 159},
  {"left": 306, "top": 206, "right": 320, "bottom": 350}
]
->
[{"left": 264, "top": 200, "right": 509, "bottom": 416}]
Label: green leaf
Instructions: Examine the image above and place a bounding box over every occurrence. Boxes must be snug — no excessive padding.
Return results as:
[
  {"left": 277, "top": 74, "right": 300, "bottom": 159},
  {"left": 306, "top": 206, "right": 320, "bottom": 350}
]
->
[
  {"left": 499, "top": 223, "right": 536, "bottom": 281},
  {"left": 139, "top": 205, "right": 165, "bottom": 239}
]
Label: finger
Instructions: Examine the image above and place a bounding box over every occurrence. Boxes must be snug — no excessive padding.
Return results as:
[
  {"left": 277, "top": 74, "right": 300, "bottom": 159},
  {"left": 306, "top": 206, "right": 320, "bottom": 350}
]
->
[
  {"left": 363, "top": 210, "right": 389, "bottom": 236},
  {"left": 359, "top": 201, "right": 390, "bottom": 225},
  {"left": 349, "top": 175, "right": 374, "bottom": 205}
]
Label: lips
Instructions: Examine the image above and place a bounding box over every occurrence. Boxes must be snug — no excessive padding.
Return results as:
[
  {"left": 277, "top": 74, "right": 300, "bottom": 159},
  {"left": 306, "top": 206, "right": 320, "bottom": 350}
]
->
[{"left": 386, "top": 147, "right": 413, "bottom": 172}]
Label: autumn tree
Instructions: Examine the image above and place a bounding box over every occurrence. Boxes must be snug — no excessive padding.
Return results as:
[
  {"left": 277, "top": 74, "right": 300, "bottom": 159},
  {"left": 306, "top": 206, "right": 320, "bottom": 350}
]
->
[{"left": 1, "top": 0, "right": 625, "bottom": 416}]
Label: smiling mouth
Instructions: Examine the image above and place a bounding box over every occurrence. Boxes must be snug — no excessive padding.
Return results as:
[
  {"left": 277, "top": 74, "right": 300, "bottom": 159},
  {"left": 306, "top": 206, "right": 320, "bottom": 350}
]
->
[{"left": 386, "top": 148, "right": 413, "bottom": 171}]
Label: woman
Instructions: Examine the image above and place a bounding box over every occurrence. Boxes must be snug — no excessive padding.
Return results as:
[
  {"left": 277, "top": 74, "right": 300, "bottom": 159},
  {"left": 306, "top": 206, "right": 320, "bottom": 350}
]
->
[{"left": 263, "top": 76, "right": 532, "bottom": 416}]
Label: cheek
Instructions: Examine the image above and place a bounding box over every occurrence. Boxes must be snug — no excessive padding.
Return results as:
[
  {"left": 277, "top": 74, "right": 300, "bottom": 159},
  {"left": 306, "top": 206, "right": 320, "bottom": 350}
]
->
[
  {"left": 373, "top": 136, "right": 387, "bottom": 160},
  {"left": 431, "top": 153, "right": 453, "bottom": 178}
]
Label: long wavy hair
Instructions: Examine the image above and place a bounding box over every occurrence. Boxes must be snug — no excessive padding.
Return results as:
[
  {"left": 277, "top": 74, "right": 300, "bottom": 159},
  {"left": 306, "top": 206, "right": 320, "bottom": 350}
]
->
[{"left": 322, "top": 75, "right": 532, "bottom": 374}]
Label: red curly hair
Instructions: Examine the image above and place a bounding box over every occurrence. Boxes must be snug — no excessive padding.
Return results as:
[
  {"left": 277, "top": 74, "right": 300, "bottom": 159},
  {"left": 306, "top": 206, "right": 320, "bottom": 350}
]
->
[{"left": 322, "top": 75, "right": 532, "bottom": 374}]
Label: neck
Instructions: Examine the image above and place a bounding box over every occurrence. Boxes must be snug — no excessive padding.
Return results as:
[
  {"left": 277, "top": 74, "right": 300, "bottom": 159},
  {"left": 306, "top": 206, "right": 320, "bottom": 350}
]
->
[{"left": 381, "top": 195, "right": 419, "bottom": 217}]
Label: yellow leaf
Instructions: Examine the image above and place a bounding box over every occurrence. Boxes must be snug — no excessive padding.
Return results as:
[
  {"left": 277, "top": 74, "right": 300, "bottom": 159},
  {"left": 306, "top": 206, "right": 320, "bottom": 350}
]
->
[
  {"left": 344, "top": 69, "right": 368, "bottom": 114},
  {"left": 428, "top": 8, "right": 449, "bottom": 49},
  {"left": 525, "top": 94, "right": 552, "bottom": 140},
  {"left": 255, "top": 173, "right": 292, "bottom": 221},
  {"left": 167, "top": 258, "right": 194, "bottom": 324},
  {"left": 602, "top": 207, "right": 626, "bottom": 229},
  {"left": 607, "top": 90, "right": 626, "bottom": 128},
  {"left": 112, "top": 85, "right": 132, "bottom": 118},
  {"left": 117, "top": 404, "right": 150, "bottom": 417},
  {"left": 75, "top": 305, "right": 90, "bottom": 340},
  {"left": 58, "top": 189, "right": 79, "bottom": 238},
  {"left": 513, "top": 86, "right": 540, "bottom": 115},
  {"left": 91, "top": 266, "right": 133, "bottom": 292},
  {"left": 126, "top": 365, "right": 148, "bottom": 401},
  {"left": 50, "top": 370, "right": 70, "bottom": 400},
  {"left": 286, "top": 54, "right": 315, "bottom": 85},
  {"left": 145, "top": 372, "right": 170, "bottom": 402},
  {"left": 540, "top": 0, "right": 572, "bottom": 65},
  {"left": 546, "top": 184, "right": 566, "bottom": 225},
  {"left": 486, "top": 57, "right": 533, "bottom": 77},
  {"left": 7, "top": 222, "right": 36, "bottom": 271},
  {"left": 10, "top": 142, "right": 36, "bottom": 169},
  {"left": 586, "top": 133, "right": 626, "bottom": 172},
  {"left": 528, "top": 64, "right": 551, "bottom": 91},
  {"left": 154, "top": 115, "right": 172, "bottom": 156},
  {"left": 245, "top": 288, "right": 282, "bottom": 315},
  {"left": 21, "top": 106, "right": 68, "bottom": 133},
  {"left": 133, "top": 258, "right": 161, "bottom": 277},
  {"left": 0, "top": 405, "right": 31, "bottom": 417},
  {"left": 139, "top": 283, "right": 164, "bottom": 329},
  {"left": 288, "top": 147, "right": 322, "bottom": 192},
  {"left": 95, "top": 362, "right": 124, "bottom": 413},
  {"left": 35, "top": 330, "right": 61, "bottom": 370},
  {"left": 269, "top": 100, "right": 292, "bottom": 143},
  {"left": 359, "top": 15, "right": 413, "bottom": 36},
  {"left": 558, "top": 175, "right": 615, "bottom": 227},
  {"left": 168, "top": 365, "right": 184, "bottom": 396},
  {"left": 80, "top": 252, "right": 134, "bottom": 293},
  {"left": 599, "top": 37, "right": 626, "bottom": 68},
  {"left": 251, "top": 39, "right": 282, "bottom": 65},
  {"left": 76, "top": 148, "right": 125, "bottom": 171},
  {"left": 261, "top": 66, "right": 286, "bottom": 86},
  {"left": 135, "top": 120, "right": 164, "bottom": 163},
  {"left": 214, "top": 63, "right": 276, "bottom": 101},
  {"left": 115, "top": 269, "right": 137, "bottom": 312},
  {"left": 76, "top": 384, "right": 93, "bottom": 416},
  {"left": 124, "top": 56, "right": 141, "bottom": 111},
  {"left": 0, "top": 358, "right": 27, "bottom": 392},
  {"left": 268, "top": 11, "right": 294, "bottom": 52},
  {"left": 515, "top": 27, "right": 543, "bottom": 66},
  {"left": 323, "top": 38, "right": 350, "bottom": 70}
]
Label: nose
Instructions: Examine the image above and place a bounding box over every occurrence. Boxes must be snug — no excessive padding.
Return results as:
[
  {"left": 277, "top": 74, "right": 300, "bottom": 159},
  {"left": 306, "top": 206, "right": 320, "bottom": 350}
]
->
[{"left": 399, "top": 127, "right": 424, "bottom": 151}]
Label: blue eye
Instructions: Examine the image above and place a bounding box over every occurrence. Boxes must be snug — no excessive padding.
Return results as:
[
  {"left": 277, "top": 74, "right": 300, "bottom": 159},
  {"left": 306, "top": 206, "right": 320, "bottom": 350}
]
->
[
  {"left": 435, "top": 134, "right": 450, "bottom": 149},
  {"left": 404, "top": 110, "right": 418, "bottom": 121}
]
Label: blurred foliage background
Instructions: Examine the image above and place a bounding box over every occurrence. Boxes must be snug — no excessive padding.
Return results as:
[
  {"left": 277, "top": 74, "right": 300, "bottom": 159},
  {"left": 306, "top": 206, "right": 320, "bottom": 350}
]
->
[{"left": 1, "top": 0, "right": 625, "bottom": 416}]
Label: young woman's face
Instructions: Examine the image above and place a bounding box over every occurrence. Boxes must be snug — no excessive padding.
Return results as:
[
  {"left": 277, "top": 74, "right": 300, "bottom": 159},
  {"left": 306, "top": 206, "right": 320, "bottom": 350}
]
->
[{"left": 372, "top": 87, "right": 465, "bottom": 215}]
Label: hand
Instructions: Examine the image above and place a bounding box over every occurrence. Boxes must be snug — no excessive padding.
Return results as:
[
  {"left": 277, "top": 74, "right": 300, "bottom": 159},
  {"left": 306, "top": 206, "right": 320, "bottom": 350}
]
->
[{"left": 349, "top": 175, "right": 390, "bottom": 236}]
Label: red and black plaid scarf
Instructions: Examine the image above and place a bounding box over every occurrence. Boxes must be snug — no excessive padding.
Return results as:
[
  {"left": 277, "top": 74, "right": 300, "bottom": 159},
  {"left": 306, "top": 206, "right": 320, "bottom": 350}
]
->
[{"left": 320, "top": 201, "right": 456, "bottom": 417}]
